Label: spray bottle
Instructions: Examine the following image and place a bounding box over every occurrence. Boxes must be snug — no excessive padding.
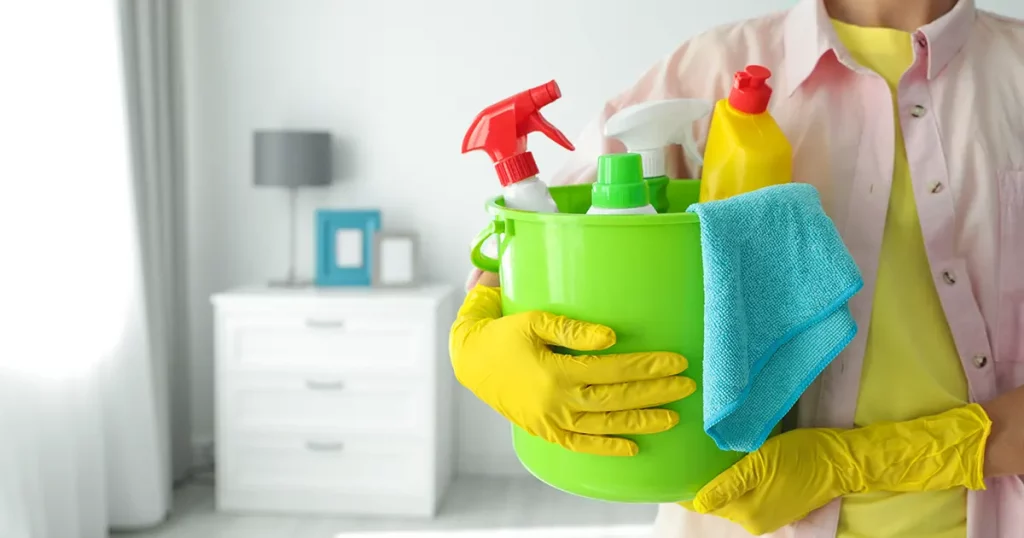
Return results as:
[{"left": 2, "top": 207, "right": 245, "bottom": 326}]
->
[
  {"left": 604, "top": 99, "right": 713, "bottom": 213},
  {"left": 462, "top": 81, "right": 575, "bottom": 213}
]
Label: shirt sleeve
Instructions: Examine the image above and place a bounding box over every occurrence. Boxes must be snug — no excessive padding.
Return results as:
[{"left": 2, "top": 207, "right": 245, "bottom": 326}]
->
[{"left": 465, "top": 36, "right": 727, "bottom": 290}]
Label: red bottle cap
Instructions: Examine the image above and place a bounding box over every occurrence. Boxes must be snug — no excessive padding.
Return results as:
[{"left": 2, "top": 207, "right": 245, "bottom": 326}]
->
[
  {"left": 494, "top": 152, "right": 540, "bottom": 187},
  {"left": 728, "top": 65, "right": 773, "bottom": 114}
]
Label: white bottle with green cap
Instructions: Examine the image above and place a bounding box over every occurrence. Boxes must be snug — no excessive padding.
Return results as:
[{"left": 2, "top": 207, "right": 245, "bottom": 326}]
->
[
  {"left": 603, "top": 98, "right": 713, "bottom": 213},
  {"left": 586, "top": 153, "right": 658, "bottom": 215}
]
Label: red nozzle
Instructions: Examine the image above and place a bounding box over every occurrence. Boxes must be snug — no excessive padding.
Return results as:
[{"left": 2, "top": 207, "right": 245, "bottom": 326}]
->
[
  {"left": 529, "top": 80, "right": 561, "bottom": 109},
  {"left": 728, "top": 65, "right": 773, "bottom": 114},
  {"left": 462, "top": 80, "right": 575, "bottom": 186}
]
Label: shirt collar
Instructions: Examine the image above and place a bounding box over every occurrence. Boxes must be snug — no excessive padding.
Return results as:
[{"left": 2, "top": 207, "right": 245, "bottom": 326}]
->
[{"left": 783, "top": 0, "right": 976, "bottom": 96}]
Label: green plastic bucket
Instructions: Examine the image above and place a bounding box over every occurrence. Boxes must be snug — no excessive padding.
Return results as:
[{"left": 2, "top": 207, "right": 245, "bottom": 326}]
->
[{"left": 469, "top": 179, "right": 743, "bottom": 503}]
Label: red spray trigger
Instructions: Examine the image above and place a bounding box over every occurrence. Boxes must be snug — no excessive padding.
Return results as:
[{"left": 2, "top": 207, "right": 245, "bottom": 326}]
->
[
  {"left": 462, "top": 80, "right": 575, "bottom": 186},
  {"left": 728, "top": 65, "right": 773, "bottom": 115},
  {"left": 521, "top": 81, "right": 575, "bottom": 151}
]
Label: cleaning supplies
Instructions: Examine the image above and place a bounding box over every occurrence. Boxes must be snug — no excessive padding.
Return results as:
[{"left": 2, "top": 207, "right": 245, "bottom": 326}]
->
[
  {"left": 698, "top": 65, "right": 793, "bottom": 203},
  {"left": 604, "top": 99, "right": 713, "bottom": 213},
  {"left": 686, "top": 183, "right": 863, "bottom": 452},
  {"left": 469, "top": 180, "right": 746, "bottom": 503},
  {"left": 462, "top": 81, "right": 575, "bottom": 213},
  {"left": 586, "top": 153, "right": 658, "bottom": 215}
]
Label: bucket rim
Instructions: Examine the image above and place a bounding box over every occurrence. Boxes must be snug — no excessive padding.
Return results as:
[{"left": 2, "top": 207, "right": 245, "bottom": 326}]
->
[{"left": 484, "top": 185, "right": 701, "bottom": 225}]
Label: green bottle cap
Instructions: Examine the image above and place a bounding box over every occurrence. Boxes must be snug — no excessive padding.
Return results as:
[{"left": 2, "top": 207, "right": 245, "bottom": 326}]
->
[{"left": 591, "top": 153, "right": 650, "bottom": 209}]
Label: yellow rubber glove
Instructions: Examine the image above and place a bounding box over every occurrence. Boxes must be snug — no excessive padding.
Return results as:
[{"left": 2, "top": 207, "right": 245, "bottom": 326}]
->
[
  {"left": 689, "top": 404, "right": 992, "bottom": 536},
  {"left": 450, "top": 285, "right": 696, "bottom": 457}
]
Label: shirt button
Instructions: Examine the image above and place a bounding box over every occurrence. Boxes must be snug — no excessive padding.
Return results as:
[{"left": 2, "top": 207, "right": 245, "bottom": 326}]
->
[
  {"left": 931, "top": 182, "right": 944, "bottom": 194},
  {"left": 911, "top": 105, "right": 927, "bottom": 118},
  {"left": 942, "top": 270, "right": 957, "bottom": 285},
  {"left": 973, "top": 355, "right": 988, "bottom": 368}
]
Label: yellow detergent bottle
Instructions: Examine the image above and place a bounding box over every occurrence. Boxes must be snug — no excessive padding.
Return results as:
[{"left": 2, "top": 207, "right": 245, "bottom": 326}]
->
[{"left": 699, "top": 65, "right": 793, "bottom": 203}]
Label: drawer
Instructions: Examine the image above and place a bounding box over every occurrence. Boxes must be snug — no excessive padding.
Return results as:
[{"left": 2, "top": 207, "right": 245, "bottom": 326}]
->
[
  {"left": 220, "top": 313, "right": 427, "bottom": 373},
  {"left": 218, "top": 433, "right": 428, "bottom": 496},
  {"left": 220, "top": 374, "right": 427, "bottom": 435}
]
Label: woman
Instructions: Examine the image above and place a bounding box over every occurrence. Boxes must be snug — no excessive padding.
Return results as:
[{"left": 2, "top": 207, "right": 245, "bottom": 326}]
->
[{"left": 450, "top": 0, "right": 1024, "bottom": 535}]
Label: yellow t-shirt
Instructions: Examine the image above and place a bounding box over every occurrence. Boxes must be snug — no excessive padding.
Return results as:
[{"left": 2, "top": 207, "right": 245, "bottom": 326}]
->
[{"left": 831, "top": 20, "right": 971, "bottom": 538}]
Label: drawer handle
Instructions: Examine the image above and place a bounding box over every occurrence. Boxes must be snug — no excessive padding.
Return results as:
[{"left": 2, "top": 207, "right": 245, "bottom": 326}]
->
[
  {"left": 305, "top": 319, "right": 345, "bottom": 329},
  {"left": 305, "top": 379, "right": 345, "bottom": 391},
  {"left": 306, "top": 440, "right": 344, "bottom": 452}
]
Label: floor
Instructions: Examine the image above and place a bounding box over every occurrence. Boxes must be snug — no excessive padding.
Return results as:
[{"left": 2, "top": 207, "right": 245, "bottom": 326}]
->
[{"left": 113, "top": 474, "right": 657, "bottom": 538}]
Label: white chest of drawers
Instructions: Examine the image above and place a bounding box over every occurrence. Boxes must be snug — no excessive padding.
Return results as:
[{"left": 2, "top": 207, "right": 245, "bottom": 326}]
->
[{"left": 211, "top": 285, "right": 458, "bottom": 517}]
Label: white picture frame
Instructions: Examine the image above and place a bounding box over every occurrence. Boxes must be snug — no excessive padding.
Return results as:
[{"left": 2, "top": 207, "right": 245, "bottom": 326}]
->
[{"left": 372, "top": 232, "right": 417, "bottom": 287}]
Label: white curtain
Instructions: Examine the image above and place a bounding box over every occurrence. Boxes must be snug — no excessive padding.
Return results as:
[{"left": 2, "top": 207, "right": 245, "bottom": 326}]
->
[{"left": 0, "top": 1, "right": 185, "bottom": 537}]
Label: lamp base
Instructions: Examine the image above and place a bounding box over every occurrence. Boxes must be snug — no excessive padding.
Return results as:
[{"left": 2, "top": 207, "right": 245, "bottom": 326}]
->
[{"left": 267, "top": 277, "right": 312, "bottom": 288}]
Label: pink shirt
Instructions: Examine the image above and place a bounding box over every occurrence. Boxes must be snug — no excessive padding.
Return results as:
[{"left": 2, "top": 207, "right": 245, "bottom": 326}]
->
[{"left": 550, "top": 0, "right": 1024, "bottom": 536}]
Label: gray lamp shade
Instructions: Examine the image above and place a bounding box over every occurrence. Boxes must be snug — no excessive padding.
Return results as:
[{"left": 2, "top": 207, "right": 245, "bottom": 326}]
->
[{"left": 253, "top": 130, "right": 333, "bottom": 187}]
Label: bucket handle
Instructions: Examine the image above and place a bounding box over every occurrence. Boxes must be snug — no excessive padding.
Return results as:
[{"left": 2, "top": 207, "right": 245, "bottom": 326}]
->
[{"left": 470, "top": 219, "right": 505, "bottom": 273}]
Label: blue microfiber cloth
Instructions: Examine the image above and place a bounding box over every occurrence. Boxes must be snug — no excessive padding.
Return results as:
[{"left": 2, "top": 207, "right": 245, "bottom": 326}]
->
[{"left": 686, "top": 183, "right": 863, "bottom": 453}]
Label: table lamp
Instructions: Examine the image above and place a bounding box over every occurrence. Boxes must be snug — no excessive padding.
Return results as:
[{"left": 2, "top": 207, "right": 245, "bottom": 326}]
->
[{"left": 254, "top": 130, "right": 333, "bottom": 287}]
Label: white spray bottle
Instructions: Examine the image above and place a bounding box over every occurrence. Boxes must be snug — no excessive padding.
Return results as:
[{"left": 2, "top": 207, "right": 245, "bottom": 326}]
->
[{"left": 603, "top": 99, "right": 713, "bottom": 213}]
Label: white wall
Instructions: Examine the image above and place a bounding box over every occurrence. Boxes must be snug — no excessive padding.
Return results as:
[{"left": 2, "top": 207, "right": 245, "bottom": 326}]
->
[{"left": 178, "top": 0, "right": 1023, "bottom": 475}]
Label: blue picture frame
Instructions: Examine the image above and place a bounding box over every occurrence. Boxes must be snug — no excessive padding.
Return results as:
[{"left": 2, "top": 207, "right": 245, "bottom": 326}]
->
[{"left": 315, "top": 209, "right": 381, "bottom": 286}]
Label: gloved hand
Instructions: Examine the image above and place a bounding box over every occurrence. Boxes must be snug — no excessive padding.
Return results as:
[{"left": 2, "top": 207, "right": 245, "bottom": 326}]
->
[
  {"left": 450, "top": 285, "right": 696, "bottom": 457},
  {"left": 687, "top": 404, "right": 991, "bottom": 535}
]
